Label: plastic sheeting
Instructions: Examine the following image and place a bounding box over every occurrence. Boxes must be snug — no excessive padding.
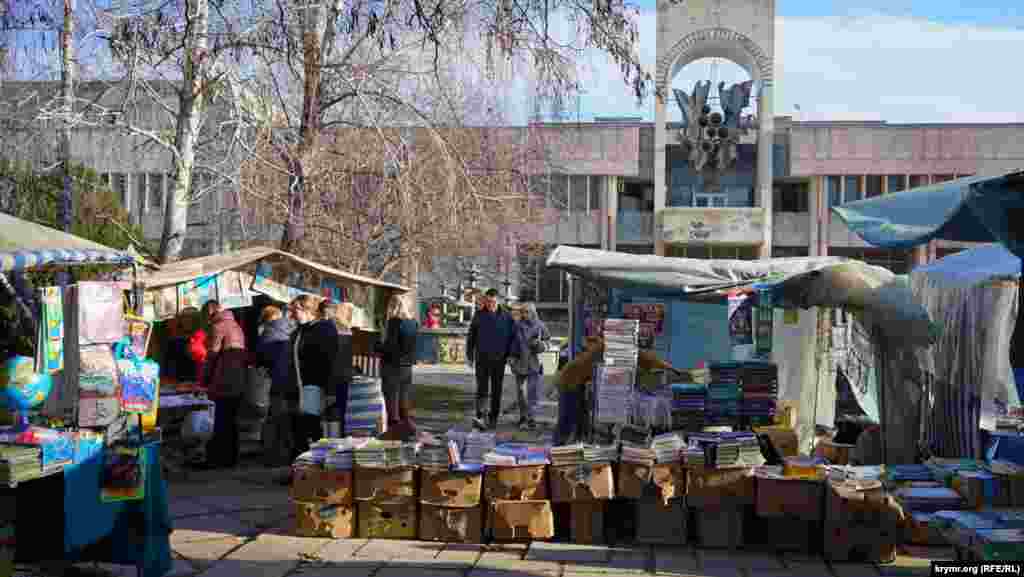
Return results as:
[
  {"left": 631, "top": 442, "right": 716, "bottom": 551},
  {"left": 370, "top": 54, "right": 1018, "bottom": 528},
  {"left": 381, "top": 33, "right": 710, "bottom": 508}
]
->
[
  {"left": 771, "top": 307, "right": 834, "bottom": 453},
  {"left": 911, "top": 246, "right": 1021, "bottom": 458}
]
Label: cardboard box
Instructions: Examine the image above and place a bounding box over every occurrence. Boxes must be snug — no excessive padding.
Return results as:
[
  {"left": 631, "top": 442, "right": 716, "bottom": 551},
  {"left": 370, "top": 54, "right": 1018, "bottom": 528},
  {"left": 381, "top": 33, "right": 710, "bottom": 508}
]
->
[
  {"left": 484, "top": 465, "right": 548, "bottom": 501},
  {"left": 755, "top": 473, "right": 825, "bottom": 521},
  {"left": 824, "top": 522, "right": 900, "bottom": 562},
  {"left": 745, "top": 515, "right": 816, "bottom": 552},
  {"left": 488, "top": 500, "right": 554, "bottom": 541},
  {"left": 354, "top": 466, "right": 417, "bottom": 504},
  {"left": 293, "top": 501, "right": 354, "bottom": 538},
  {"left": 550, "top": 463, "right": 615, "bottom": 503},
  {"left": 616, "top": 462, "right": 652, "bottom": 499},
  {"left": 357, "top": 501, "right": 418, "bottom": 539},
  {"left": 290, "top": 466, "right": 353, "bottom": 505},
  {"left": 754, "top": 427, "right": 799, "bottom": 457},
  {"left": 419, "top": 469, "right": 483, "bottom": 508},
  {"left": 826, "top": 479, "right": 886, "bottom": 524},
  {"left": 651, "top": 463, "right": 686, "bottom": 504},
  {"left": 570, "top": 501, "right": 605, "bottom": 544},
  {"left": 634, "top": 497, "right": 687, "bottom": 545},
  {"left": 686, "top": 466, "right": 755, "bottom": 509},
  {"left": 694, "top": 507, "right": 744, "bottom": 549},
  {"left": 419, "top": 504, "right": 483, "bottom": 543},
  {"left": 822, "top": 441, "right": 854, "bottom": 465}
]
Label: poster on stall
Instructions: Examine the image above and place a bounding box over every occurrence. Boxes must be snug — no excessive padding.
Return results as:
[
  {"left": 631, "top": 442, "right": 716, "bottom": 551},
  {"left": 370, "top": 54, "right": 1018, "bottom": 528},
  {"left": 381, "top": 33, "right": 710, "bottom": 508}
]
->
[
  {"left": 38, "top": 287, "right": 64, "bottom": 373},
  {"left": 117, "top": 358, "right": 159, "bottom": 414},
  {"left": 217, "top": 270, "right": 252, "bottom": 310},
  {"left": 178, "top": 275, "right": 218, "bottom": 311},
  {"left": 77, "top": 282, "right": 124, "bottom": 345},
  {"left": 100, "top": 445, "right": 146, "bottom": 502},
  {"left": 251, "top": 262, "right": 291, "bottom": 302},
  {"left": 622, "top": 302, "right": 666, "bottom": 351},
  {"left": 122, "top": 315, "right": 152, "bottom": 359},
  {"left": 754, "top": 290, "right": 773, "bottom": 360},
  {"left": 727, "top": 291, "right": 754, "bottom": 361},
  {"left": 154, "top": 286, "right": 178, "bottom": 319},
  {"left": 320, "top": 278, "right": 343, "bottom": 302}
]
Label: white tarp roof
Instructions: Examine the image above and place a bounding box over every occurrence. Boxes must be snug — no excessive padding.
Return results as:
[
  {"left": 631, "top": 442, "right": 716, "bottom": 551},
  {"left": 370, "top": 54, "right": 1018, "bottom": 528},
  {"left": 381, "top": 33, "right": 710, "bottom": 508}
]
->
[
  {"left": 912, "top": 243, "right": 1021, "bottom": 289},
  {"left": 546, "top": 245, "right": 936, "bottom": 347}
]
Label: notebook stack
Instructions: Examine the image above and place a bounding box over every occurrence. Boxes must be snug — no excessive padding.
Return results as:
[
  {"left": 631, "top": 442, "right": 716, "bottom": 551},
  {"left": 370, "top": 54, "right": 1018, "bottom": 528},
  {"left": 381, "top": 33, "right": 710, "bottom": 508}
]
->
[
  {"left": 294, "top": 451, "right": 317, "bottom": 467},
  {"left": 447, "top": 430, "right": 496, "bottom": 466},
  {"left": 594, "top": 365, "right": 634, "bottom": 426},
  {"left": 651, "top": 432, "right": 685, "bottom": 464},
  {"left": 550, "top": 444, "right": 585, "bottom": 467},
  {"left": 584, "top": 444, "right": 619, "bottom": 464},
  {"left": 687, "top": 432, "right": 763, "bottom": 468},
  {"left": 740, "top": 362, "right": 778, "bottom": 426},
  {"left": 894, "top": 487, "right": 965, "bottom": 512},
  {"left": 707, "top": 363, "right": 743, "bottom": 427},
  {"left": 620, "top": 444, "right": 655, "bottom": 467},
  {"left": 353, "top": 440, "right": 417, "bottom": 468},
  {"left": 886, "top": 464, "right": 935, "bottom": 484},
  {"left": 322, "top": 438, "right": 365, "bottom": 470},
  {"left": 0, "top": 444, "right": 43, "bottom": 486},
  {"left": 484, "top": 444, "right": 550, "bottom": 467},
  {"left": 603, "top": 319, "right": 640, "bottom": 367},
  {"left": 671, "top": 383, "right": 706, "bottom": 431},
  {"left": 418, "top": 439, "right": 451, "bottom": 470},
  {"left": 346, "top": 376, "right": 386, "bottom": 436}
]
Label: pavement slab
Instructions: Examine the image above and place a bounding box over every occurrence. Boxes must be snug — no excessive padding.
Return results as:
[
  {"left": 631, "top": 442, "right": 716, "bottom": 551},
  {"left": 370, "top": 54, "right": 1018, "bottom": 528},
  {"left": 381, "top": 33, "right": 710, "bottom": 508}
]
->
[
  {"left": 727, "top": 552, "right": 786, "bottom": 572},
  {"left": 875, "top": 555, "right": 931, "bottom": 577},
  {"left": 352, "top": 539, "right": 444, "bottom": 562},
  {"left": 469, "top": 566, "right": 562, "bottom": 577},
  {"left": 291, "top": 566, "right": 377, "bottom": 577},
  {"left": 235, "top": 506, "right": 295, "bottom": 531},
  {"left": 314, "top": 539, "right": 375, "bottom": 564},
  {"left": 195, "top": 559, "right": 295, "bottom": 577},
  {"left": 526, "top": 542, "right": 608, "bottom": 564},
  {"left": 173, "top": 514, "right": 260, "bottom": 539},
  {"left": 227, "top": 533, "right": 332, "bottom": 562},
  {"left": 653, "top": 546, "right": 698, "bottom": 573},
  {"left": 194, "top": 488, "right": 292, "bottom": 513},
  {"left": 376, "top": 568, "right": 465, "bottom": 577},
  {"left": 169, "top": 498, "right": 220, "bottom": 519},
  {"left": 435, "top": 543, "right": 485, "bottom": 566},
  {"left": 603, "top": 547, "right": 651, "bottom": 573},
  {"left": 172, "top": 537, "right": 247, "bottom": 569}
]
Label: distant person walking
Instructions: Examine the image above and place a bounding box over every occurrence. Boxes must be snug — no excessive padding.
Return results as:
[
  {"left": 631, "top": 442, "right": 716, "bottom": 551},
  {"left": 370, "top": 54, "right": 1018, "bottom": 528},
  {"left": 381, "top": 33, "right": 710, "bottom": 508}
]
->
[
  {"left": 511, "top": 302, "right": 550, "bottom": 430},
  {"left": 378, "top": 294, "right": 419, "bottom": 439},
  {"left": 466, "top": 288, "right": 517, "bottom": 430},
  {"left": 204, "top": 300, "right": 248, "bottom": 468}
]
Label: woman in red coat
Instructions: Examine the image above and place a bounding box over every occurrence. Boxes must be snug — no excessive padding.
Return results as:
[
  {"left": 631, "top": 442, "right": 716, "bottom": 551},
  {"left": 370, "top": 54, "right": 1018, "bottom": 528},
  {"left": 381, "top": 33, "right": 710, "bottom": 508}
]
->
[{"left": 188, "top": 327, "right": 209, "bottom": 389}]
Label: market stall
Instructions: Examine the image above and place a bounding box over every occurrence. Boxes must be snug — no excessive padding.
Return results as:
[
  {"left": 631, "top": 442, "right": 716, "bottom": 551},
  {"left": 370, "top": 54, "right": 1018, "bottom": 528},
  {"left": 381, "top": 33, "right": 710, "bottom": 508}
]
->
[
  {"left": 134, "top": 247, "right": 409, "bottom": 467},
  {"left": 910, "top": 243, "right": 1022, "bottom": 460},
  {"left": 545, "top": 245, "right": 936, "bottom": 459},
  {"left": 0, "top": 213, "right": 171, "bottom": 577}
]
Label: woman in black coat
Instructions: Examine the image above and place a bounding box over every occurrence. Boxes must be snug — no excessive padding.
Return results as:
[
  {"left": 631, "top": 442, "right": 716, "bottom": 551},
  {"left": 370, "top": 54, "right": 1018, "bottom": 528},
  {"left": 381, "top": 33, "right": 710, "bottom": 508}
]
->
[
  {"left": 322, "top": 301, "right": 355, "bottom": 431},
  {"left": 377, "top": 294, "right": 418, "bottom": 439},
  {"left": 287, "top": 295, "right": 338, "bottom": 458}
]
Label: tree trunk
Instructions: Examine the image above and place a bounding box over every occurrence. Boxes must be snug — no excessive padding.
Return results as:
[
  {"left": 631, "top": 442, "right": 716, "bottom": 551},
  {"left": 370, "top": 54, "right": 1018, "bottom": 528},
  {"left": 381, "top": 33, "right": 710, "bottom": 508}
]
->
[
  {"left": 281, "top": 2, "right": 324, "bottom": 253},
  {"left": 159, "top": 0, "right": 208, "bottom": 263},
  {"left": 58, "top": 0, "right": 74, "bottom": 285}
]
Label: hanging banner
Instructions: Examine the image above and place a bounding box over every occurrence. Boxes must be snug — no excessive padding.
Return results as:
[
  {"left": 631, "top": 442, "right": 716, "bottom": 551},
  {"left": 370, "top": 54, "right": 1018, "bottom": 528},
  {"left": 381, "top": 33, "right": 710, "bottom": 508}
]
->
[
  {"left": 38, "top": 287, "right": 64, "bottom": 374},
  {"left": 178, "top": 275, "right": 218, "bottom": 311},
  {"left": 217, "top": 270, "right": 252, "bottom": 310},
  {"left": 728, "top": 291, "right": 754, "bottom": 361},
  {"left": 754, "top": 288, "right": 773, "bottom": 360},
  {"left": 622, "top": 301, "right": 667, "bottom": 353}
]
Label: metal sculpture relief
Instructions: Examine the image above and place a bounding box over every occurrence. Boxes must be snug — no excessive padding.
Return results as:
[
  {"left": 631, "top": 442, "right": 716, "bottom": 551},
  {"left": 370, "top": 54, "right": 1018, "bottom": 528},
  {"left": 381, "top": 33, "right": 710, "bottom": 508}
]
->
[{"left": 674, "top": 80, "right": 757, "bottom": 189}]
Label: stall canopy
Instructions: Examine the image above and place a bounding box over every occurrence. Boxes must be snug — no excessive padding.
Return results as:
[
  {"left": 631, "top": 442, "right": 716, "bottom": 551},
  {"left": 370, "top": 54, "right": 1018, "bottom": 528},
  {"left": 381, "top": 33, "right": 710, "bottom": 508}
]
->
[
  {"left": 139, "top": 246, "right": 410, "bottom": 292},
  {"left": 545, "top": 245, "right": 935, "bottom": 347},
  {"left": 831, "top": 170, "right": 1024, "bottom": 257},
  {"left": 0, "top": 212, "right": 135, "bottom": 271}
]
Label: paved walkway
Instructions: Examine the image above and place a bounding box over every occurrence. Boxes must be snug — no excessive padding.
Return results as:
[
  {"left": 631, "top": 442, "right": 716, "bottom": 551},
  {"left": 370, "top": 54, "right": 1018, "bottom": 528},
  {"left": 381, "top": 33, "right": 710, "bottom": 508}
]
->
[{"left": 51, "top": 467, "right": 951, "bottom": 577}]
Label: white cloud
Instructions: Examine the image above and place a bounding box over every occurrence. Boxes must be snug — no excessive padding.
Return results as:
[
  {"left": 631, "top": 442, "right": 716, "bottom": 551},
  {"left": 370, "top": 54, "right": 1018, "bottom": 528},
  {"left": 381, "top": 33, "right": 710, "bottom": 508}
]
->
[{"left": 506, "top": 12, "right": 1024, "bottom": 124}]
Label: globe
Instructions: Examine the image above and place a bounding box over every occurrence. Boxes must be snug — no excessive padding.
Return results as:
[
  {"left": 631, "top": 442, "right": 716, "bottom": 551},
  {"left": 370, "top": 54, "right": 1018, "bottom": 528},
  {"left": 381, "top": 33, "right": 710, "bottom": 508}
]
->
[{"left": 0, "top": 356, "right": 53, "bottom": 412}]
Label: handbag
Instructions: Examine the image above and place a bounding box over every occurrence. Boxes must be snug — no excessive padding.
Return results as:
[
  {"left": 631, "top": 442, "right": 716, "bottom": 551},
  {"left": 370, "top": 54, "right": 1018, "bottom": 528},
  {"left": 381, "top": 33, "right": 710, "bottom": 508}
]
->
[{"left": 293, "top": 328, "right": 322, "bottom": 416}]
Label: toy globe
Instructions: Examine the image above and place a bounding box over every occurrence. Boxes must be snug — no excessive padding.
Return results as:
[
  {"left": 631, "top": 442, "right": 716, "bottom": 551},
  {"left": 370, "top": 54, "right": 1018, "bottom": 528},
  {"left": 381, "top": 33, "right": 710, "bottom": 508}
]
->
[{"left": 0, "top": 356, "right": 52, "bottom": 412}]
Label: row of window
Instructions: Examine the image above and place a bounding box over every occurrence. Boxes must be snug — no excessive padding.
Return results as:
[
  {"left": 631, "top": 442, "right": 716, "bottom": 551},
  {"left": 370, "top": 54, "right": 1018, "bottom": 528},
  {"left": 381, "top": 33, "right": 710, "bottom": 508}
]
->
[
  {"left": 825, "top": 174, "right": 965, "bottom": 207},
  {"left": 528, "top": 174, "right": 608, "bottom": 213},
  {"left": 97, "top": 172, "right": 218, "bottom": 220}
]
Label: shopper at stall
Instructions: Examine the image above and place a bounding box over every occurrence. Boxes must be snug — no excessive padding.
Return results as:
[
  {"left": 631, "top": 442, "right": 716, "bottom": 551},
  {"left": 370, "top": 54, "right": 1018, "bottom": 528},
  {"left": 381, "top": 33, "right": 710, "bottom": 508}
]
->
[
  {"left": 288, "top": 295, "right": 338, "bottom": 458},
  {"left": 185, "top": 308, "right": 209, "bottom": 389},
  {"left": 256, "top": 304, "right": 295, "bottom": 467},
  {"left": 466, "top": 288, "right": 517, "bottom": 430},
  {"left": 423, "top": 303, "right": 443, "bottom": 329},
  {"left": 378, "top": 294, "right": 419, "bottom": 439},
  {"left": 511, "top": 302, "right": 550, "bottom": 430},
  {"left": 204, "top": 300, "right": 248, "bottom": 469},
  {"left": 323, "top": 301, "right": 355, "bottom": 432}
]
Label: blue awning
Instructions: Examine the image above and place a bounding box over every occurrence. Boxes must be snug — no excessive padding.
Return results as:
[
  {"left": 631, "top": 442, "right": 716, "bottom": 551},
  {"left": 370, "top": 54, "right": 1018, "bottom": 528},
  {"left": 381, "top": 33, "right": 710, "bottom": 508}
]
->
[
  {"left": 0, "top": 249, "right": 134, "bottom": 272},
  {"left": 831, "top": 170, "right": 1024, "bottom": 257},
  {"left": 0, "top": 212, "right": 135, "bottom": 272}
]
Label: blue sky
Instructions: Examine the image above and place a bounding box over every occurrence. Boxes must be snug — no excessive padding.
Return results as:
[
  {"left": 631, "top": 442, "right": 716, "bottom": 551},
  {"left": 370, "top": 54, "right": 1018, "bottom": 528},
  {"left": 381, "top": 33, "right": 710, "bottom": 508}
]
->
[{"left": 501, "top": 0, "right": 1024, "bottom": 124}]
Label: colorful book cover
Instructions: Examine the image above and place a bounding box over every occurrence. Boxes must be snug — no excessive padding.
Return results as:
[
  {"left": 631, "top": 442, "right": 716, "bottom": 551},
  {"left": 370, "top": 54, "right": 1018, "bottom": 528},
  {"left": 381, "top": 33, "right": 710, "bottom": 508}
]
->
[
  {"left": 178, "top": 275, "right": 218, "bottom": 311},
  {"left": 122, "top": 315, "right": 152, "bottom": 359},
  {"left": 117, "top": 358, "right": 158, "bottom": 414},
  {"left": 217, "top": 270, "right": 252, "bottom": 310},
  {"left": 40, "top": 287, "right": 64, "bottom": 373},
  {"left": 154, "top": 286, "right": 178, "bottom": 319},
  {"left": 100, "top": 445, "right": 146, "bottom": 502},
  {"left": 77, "top": 282, "right": 124, "bottom": 345}
]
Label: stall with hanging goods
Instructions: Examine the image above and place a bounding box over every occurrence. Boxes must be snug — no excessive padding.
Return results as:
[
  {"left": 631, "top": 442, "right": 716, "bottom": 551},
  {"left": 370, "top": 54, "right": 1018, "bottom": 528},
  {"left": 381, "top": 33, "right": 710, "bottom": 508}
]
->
[
  {"left": 545, "top": 245, "right": 937, "bottom": 460},
  {"left": 0, "top": 213, "right": 172, "bottom": 577}
]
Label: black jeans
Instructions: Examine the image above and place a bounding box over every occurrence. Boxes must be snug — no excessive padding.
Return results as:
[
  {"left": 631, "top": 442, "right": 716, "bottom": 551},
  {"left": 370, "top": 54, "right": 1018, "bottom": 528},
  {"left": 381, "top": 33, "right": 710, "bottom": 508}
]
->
[
  {"left": 475, "top": 355, "right": 507, "bottom": 423},
  {"left": 210, "top": 396, "right": 241, "bottom": 468}
]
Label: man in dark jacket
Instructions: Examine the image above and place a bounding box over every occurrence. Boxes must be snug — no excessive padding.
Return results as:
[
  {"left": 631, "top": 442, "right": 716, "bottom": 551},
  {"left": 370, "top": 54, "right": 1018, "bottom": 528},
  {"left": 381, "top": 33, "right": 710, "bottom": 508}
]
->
[{"left": 466, "top": 288, "right": 516, "bottom": 430}]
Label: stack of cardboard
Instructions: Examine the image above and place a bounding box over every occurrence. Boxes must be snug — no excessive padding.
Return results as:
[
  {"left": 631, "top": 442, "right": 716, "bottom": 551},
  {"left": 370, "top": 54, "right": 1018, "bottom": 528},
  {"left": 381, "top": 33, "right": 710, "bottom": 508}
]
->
[
  {"left": 823, "top": 479, "right": 904, "bottom": 562},
  {"left": 290, "top": 464, "right": 355, "bottom": 538},
  {"left": 753, "top": 465, "right": 826, "bottom": 552},
  {"left": 354, "top": 464, "right": 418, "bottom": 539},
  {"left": 419, "top": 465, "right": 484, "bottom": 543},
  {"left": 618, "top": 444, "right": 655, "bottom": 500},
  {"left": 635, "top": 447, "right": 687, "bottom": 546},
  {"left": 688, "top": 465, "right": 755, "bottom": 550},
  {"left": 549, "top": 445, "right": 616, "bottom": 544},
  {"left": 484, "top": 464, "right": 553, "bottom": 542}
]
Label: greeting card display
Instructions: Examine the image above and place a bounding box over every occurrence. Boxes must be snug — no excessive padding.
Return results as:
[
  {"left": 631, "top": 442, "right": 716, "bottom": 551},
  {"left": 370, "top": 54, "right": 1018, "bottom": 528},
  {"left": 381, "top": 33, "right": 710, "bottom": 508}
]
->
[
  {"left": 100, "top": 445, "right": 146, "bottom": 502},
  {"left": 117, "top": 358, "right": 159, "bottom": 414},
  {"left": 77, "top": 282, "right": 124, "bottom": 345}
]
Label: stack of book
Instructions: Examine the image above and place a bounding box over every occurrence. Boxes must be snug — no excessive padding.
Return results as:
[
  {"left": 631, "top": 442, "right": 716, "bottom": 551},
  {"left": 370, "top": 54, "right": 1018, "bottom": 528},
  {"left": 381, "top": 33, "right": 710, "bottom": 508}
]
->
[
  {"left": 484, "top": 444, "right": 550, "bottom": 466},
  {"left": 651, "top": 432, "right": 685, "bottom": 464},
  {"left": 418, "top": 439, "right": 451, "bottom": 470},
  {"left": 671, "top": 382, "right": 706, "bottom": 431},
  {"left": 447, "top": 430, "right": 495, "bottom": 466},
  {"left": 594, "top": 366, "right": 634, "bottom": 426},
  {"left": 740, "top": 362, "right": 778, "bottom": 426},
  {"left": 549, "top": 443, "right": 585, "bottom": 467},
  {"left": 894, "top": 487, "right": 965, "bottom": 512},
  {"left": 687, "top": 432, "right": 763, "bottom": 467},
  {"left": 584, "top": 444, "right": 619, "bottom": 464},
  {"left": 353, "top": 440, "right": 417, "bottom": 468},
  {"left": 0, "top": 444, "right": 42, "bottom": 486},
  {"left": 707, "top": 363, "right": 743, "bottom": 427},
  {"left": 620, "top": 444, "right": 655, "bottom": 467},
  {"left": 603, "top": 319, "right": 640, "bottom": 367}
]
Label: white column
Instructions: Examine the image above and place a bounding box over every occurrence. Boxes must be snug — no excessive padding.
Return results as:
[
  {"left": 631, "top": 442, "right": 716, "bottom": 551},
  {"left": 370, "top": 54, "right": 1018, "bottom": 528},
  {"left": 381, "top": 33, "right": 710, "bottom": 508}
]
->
[
  {"left": 607, "top": 176, "right": 619, "bottom": 253},
  {"left": 757, "top": 81, "right": 775, "bottom": 259},
  {"left": 654, "top": 95, "right": 668, "bottom": 256}
]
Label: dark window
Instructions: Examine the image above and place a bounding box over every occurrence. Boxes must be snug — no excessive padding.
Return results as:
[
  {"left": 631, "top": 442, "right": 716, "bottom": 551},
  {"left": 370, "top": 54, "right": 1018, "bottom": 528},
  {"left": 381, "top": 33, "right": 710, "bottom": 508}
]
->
[
  {"left": 886, "top": 175, "right": 906, "bottom": 193},
  {"left": 570, "top": 175, "right": 588, "bottom": 213},
  {"left": 866, "top": 175, "right": 883, "bottom": 198}
]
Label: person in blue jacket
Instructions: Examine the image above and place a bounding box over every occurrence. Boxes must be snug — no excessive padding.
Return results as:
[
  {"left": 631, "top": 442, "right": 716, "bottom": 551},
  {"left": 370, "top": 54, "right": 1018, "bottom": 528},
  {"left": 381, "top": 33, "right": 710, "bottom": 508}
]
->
[
  {"left": 466, "top": 288, "right": 517, "bottom": 430},
  {"left": 255, "top": 304, "right": 295, "bottom": 469}
]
